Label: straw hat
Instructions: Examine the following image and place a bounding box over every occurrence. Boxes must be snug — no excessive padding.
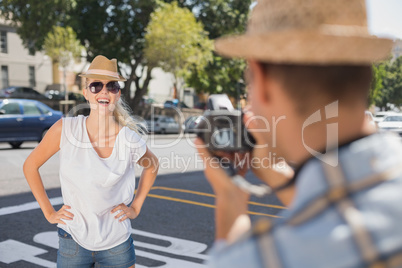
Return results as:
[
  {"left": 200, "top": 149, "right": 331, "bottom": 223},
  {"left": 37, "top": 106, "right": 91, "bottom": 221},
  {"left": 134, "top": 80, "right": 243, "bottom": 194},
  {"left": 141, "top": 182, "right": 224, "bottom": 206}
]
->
[
  {"left": 79, "top": 55, "right": 127, "bottom": 81},
  {"left": 215, "top": 0, "right": 393, "bottom": 65}
]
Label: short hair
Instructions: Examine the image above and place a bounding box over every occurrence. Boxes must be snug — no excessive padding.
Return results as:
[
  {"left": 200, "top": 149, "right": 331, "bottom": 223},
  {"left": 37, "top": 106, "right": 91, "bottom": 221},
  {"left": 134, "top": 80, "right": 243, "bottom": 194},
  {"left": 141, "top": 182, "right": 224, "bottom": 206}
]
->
[{"left": 259, "top": 63, "right": 373, "bottom": 114}]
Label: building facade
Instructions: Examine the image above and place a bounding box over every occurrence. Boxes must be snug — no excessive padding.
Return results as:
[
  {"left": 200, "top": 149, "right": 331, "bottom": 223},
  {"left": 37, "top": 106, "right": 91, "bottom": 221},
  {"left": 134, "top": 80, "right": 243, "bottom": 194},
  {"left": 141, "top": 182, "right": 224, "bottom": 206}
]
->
[{"left": 0, "top": 17, "right": 52, "bottom": 92}]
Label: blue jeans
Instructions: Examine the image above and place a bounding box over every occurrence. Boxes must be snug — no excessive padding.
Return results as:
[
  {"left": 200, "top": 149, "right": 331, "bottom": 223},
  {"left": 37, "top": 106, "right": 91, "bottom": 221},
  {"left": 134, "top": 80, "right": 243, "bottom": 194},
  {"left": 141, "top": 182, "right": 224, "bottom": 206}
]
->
[{"left": 57, "top": 228, "right": 136, "bottom": 268}]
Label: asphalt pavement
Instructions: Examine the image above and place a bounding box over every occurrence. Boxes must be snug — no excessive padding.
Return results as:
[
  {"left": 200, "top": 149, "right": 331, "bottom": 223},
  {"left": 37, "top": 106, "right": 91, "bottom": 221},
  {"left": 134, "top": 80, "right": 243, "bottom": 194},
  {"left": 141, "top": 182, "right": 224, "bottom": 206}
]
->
[{"left": 0, "top": 135, "right": 285, "bottom": 267}]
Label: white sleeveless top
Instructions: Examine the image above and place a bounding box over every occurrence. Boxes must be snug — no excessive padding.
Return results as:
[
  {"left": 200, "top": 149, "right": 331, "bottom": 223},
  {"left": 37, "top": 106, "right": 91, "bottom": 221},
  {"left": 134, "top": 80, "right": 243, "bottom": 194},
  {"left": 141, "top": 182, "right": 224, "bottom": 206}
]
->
[{"left": 58, "top": 115, "right": 147, "bottom": 251}]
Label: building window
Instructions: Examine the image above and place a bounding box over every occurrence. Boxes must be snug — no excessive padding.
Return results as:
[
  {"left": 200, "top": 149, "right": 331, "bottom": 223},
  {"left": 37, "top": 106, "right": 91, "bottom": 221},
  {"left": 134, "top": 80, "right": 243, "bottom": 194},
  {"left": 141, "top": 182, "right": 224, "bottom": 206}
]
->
[
  {"left": 1, "top": 66, "right": 9, "bottom": 88},
  {"left": 29, "top": 66, "right": 36, "bottom": 88},
  {"left": 0, "top": 31, "right": 7, "bottom": 54}
]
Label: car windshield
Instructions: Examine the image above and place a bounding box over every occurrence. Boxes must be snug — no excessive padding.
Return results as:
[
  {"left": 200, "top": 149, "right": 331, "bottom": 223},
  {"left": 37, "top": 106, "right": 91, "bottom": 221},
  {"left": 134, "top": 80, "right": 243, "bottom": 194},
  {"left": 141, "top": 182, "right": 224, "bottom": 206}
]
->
[{"left": 384, "top": 116, "right": 402, "bottom": 122}]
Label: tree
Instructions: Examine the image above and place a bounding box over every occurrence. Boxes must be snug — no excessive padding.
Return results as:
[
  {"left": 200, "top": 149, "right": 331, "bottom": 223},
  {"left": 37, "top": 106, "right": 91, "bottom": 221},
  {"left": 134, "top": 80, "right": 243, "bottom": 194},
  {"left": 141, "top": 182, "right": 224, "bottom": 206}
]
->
[
  {"left": 184, "top": 0, "right": 252, "bottom": 100},
  {"left": 369, "top": 62, "right": 387, "bottom": 108},
  {"left": 1, "top": 0, "right": 252, "bottom": 112},
  {"left": 0, "top": 0, "right": 75, "bottom": 54},
  {"left": 43, "top": 26, "right": 83, "bottom": 104},
  {"left": 68, "top": 0, "right": 159, "bottom": 114},
  {"left": 144, "top": 1, "right": 213, "bottom": 100},
  {"left": 369, "top": 56, "right": 402, "bottom": 110},
  {"left": 2, "top": 0, "right": 161, "bottom": 114},
  {"left": 385, "top": 56, "right": 402, "bottom": 107}
]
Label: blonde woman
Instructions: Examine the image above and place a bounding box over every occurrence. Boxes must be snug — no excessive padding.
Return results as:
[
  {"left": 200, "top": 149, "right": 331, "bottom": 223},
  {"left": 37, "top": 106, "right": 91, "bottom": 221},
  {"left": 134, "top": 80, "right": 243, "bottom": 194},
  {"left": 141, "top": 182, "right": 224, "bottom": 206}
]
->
[{"left": 23, "top": 55, "right": 159, "bottom": 268}]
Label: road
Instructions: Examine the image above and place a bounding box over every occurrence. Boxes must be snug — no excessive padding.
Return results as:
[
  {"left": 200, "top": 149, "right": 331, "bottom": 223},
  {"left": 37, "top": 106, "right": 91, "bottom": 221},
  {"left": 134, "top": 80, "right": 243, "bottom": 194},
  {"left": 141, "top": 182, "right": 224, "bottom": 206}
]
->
[{"left": 0, "top": 134, "right": 285, "bottom": 267}]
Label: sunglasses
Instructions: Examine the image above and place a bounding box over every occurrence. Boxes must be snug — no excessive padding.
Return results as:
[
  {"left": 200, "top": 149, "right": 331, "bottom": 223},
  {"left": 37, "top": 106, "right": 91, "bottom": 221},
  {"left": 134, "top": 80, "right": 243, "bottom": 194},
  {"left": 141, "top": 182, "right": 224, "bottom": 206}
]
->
[{"left": 88, "top": 81, "right": 121, "bottom": 94}]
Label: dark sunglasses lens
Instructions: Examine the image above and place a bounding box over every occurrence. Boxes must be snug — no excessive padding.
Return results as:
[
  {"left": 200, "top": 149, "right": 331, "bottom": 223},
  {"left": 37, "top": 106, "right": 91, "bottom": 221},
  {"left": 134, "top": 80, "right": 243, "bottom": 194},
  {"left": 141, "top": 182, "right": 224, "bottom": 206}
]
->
[
  {"left": 106, "top": 82, "right": 120, "bottom": 94},
  {"left": 89, "top": 82, "right": 103, "bottom": 93}
]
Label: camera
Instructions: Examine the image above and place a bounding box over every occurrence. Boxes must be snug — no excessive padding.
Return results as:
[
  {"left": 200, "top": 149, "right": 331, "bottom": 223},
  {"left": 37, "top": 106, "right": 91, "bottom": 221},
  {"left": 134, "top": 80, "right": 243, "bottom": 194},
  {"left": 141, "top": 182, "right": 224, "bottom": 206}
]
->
[{"left": 195, "top": 94, "right": 255, "bottom": 152}]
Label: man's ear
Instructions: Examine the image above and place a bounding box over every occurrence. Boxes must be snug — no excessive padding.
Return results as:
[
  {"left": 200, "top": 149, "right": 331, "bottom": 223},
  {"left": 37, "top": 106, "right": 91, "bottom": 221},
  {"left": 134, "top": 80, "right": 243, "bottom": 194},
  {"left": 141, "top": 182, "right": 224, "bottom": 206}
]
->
[{"left": 248, "top": 60, "right": 270, "bottom": 104}]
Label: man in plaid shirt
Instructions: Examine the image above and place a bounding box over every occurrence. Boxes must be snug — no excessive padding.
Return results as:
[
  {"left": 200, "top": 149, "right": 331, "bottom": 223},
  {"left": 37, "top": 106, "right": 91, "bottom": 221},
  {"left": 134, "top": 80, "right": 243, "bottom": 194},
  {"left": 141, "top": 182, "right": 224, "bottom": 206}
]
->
[{"left": 195, "top": 0, "right": 402, "bottom": 267}]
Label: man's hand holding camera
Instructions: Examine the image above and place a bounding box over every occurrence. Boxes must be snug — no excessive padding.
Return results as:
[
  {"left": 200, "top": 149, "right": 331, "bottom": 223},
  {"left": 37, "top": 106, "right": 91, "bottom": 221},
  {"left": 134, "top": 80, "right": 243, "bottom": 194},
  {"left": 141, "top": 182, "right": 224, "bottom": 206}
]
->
[{"left": 195, "top": 95, "right": 295, "bottom": 242}]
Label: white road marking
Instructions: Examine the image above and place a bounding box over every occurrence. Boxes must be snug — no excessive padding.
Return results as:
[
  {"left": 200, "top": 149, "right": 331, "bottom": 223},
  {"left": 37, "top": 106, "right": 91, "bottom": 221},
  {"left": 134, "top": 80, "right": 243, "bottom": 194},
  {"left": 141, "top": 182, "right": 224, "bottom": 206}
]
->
[
  {"left": 0, "top": 197, "right": 63, "bottom": 216},
  {"left": 0, "top": 240, "right": 56, "bottom": 267}
]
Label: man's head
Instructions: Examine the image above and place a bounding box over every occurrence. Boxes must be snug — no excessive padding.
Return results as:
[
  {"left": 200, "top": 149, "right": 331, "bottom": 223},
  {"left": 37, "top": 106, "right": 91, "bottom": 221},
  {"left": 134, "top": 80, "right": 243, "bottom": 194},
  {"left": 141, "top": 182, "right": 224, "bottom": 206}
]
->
[
  {"left": 215, "top": 0, "right": 393, "bottom": 163},
  {"left": 257, "top": 63, "right": 373, "bottom": 115}
]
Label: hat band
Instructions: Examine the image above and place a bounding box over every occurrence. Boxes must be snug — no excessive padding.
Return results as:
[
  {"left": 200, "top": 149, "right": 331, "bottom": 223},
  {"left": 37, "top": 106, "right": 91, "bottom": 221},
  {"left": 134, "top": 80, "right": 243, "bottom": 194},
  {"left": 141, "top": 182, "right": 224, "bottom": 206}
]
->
[
  {"left": 85, "top": 69, "right": 120, "bottom": 79},
  {"left": 319, "top": 25, "right": 369, "bottom": 36}
]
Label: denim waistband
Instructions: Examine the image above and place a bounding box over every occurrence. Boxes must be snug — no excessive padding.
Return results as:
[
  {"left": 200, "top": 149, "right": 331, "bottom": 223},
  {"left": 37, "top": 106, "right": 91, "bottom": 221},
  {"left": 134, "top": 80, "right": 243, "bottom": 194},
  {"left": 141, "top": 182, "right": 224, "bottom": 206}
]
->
[{"left": 58, "top": 228, "right": 72, "bottom": 239}]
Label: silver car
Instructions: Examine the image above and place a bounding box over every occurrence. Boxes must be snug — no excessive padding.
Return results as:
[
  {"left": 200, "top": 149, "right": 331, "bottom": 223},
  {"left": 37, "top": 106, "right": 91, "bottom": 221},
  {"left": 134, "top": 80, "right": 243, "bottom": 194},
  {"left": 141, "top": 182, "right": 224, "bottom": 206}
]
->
[
  {"left": 378, "top": 114, "right": 402, "bottom": 137},
  {"left": 146, "top": 115, "right": 180, "bottom": 134},
  {"left": 183, "top": 115, "right": 203, "bottom": 133}
]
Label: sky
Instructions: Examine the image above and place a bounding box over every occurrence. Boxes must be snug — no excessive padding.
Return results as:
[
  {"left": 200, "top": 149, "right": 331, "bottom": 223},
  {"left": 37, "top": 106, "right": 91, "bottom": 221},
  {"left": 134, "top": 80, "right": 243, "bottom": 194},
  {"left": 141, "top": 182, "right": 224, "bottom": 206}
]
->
[{"left": 366, "top": 0, "right": 402, "bottom": 40}]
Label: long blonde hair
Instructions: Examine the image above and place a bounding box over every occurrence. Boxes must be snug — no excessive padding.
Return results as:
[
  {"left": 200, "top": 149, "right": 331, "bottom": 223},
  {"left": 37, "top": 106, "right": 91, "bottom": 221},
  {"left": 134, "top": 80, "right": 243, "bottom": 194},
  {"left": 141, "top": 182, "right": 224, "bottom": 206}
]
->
[{"left": 113, "top": 97, "right": 143, "bottom": 134}]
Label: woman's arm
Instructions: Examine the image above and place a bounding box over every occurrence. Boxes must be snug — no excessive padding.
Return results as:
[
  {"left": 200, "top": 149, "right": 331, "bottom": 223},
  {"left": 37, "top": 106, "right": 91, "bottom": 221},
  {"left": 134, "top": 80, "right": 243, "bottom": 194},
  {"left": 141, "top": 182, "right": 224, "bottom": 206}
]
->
[
  {"left": 131, "top": 148, "right": 159, "bottom": 213},
  {"left": 23, "top": 119, "right": 74, "bottom": 224},
  {"left": 112, "top": 147, "right": 159, "bottom": 221}
]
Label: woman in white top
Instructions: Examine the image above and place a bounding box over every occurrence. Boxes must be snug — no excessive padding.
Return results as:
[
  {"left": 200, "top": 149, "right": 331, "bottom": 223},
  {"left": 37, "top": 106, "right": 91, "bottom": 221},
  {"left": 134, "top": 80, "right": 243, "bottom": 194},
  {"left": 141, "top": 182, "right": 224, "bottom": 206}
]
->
[{"left": 23, "top": 55, "right": 159, "bottom": 268}]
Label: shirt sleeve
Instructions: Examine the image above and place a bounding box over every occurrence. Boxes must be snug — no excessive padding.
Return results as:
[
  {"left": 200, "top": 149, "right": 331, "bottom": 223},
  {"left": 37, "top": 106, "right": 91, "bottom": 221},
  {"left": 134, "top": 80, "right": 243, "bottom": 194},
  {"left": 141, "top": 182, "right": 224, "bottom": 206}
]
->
[{"left": 127, "top": 130, "right": 147, "bottom": 163}]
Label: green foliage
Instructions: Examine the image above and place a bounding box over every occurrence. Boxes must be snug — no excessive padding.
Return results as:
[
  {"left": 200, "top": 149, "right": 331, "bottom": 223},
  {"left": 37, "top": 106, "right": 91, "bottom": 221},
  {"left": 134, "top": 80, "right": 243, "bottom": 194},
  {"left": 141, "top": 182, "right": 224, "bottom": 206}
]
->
[
  {"left": 184, "top": 0, "right": 252, "bottom": 98},
  {"left": 68, "top": 0, "right": 159, "bottom": 114},
  {"left": 191, "top": 0, "right": 252, "bottom": 39},
  {"left": 384, "top": 56, "right": 402, "bottom": 107},
  {"left": 370, "top": 56, "right": 402, "bottom": 109},
  {"left": 69, "top": 0, "right": 156, "bottom": 65},
  {"left": 43, "top": 26, "right": 83, "bottom": 67},
  {"left": 186, "top": 56, "right": 246, "bottom": 96},
  {"left": 369, "top": 63, "right": 387, "bottom": 107},
  {"left": 1, "top": 0, "right": 253, "bottom": 110},
  {"left": 0, "top": 0, "right": 75, "bottom": 54},
  {"left": 1, "top": 0, "right": 160, "bottom": 113},
  {"left": 144, "top": 2, "right": 213, "bottom": 79}
]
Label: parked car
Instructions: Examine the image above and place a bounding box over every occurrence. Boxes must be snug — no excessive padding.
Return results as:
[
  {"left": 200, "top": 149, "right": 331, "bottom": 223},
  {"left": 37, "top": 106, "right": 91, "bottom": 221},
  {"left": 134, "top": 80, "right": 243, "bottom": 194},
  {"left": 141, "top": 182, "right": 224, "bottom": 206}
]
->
[
  {"left": 0, "top": 99, "right": 63, "bottom": 148},
  {"left": 44, "top": 90, "right": 86, "bottom": 102},
  {"left": 373, "top": 111, "right": 399, "bottom": 124},
  {"left": 146, "top": 115, "right": 180, "bottom": 134},
  {"left": 164, "top": 99, "right": 179, "bottom": 108},
  {"left": 377, "top": 114, "right": 402, "bottom": 137},
  {"left": 183, "top": 115, "right": 203, "bottom": 133},
  {"left": 0, "top": 86, "right": 48, "bottom": 99},
  {"left": 139, "top": 96, "right": 156, "bottom": 108}
]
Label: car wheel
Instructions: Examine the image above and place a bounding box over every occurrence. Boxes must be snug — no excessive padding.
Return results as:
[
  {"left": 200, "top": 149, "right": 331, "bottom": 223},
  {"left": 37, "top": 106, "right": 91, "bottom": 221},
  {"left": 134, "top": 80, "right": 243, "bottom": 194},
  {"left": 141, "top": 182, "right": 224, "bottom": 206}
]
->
[{"left": 9, "top": 142, "right": 23, "bottom": 149}]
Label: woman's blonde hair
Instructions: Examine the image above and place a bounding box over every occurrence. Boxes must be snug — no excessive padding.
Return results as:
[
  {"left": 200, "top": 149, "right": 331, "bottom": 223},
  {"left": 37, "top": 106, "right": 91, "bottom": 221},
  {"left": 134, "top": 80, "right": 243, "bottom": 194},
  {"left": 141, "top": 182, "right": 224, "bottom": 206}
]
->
[{"left": 113, "top": 98, "right": 142, "bottom": 134}]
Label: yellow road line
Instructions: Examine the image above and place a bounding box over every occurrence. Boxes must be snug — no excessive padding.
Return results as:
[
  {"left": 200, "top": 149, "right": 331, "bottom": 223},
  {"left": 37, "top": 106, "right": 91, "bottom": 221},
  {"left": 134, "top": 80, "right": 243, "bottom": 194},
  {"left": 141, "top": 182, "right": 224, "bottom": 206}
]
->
[
  {"left": 152, "top": 186, "right": 215, "bottom": 197},
  {"left": 147, "top": 193, "right": 281, "bottom": 218},
  {"left": 151, "top": 186, "right": 287, "bottom": 210}
]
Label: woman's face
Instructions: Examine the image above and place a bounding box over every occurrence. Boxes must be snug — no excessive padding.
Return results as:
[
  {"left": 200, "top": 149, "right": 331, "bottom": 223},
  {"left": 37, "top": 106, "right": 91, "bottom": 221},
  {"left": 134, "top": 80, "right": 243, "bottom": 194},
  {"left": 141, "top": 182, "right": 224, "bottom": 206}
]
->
[{"left": 84, "top": 78, "right": 121, "bottom": 115}]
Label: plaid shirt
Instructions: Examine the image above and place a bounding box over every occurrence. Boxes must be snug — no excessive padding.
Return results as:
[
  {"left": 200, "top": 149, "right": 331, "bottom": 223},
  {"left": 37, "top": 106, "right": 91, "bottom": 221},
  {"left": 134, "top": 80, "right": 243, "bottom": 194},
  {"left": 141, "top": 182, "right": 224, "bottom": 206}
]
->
[{"left": 208, "top": 133, "right": 402, "bottom": 268}]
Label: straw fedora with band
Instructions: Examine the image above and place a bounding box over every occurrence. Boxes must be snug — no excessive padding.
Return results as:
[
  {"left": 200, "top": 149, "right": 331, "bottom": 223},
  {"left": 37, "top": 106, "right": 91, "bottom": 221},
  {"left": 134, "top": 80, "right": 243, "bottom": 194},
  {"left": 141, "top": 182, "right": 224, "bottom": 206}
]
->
[
  {"left": 215, "top": 0, "right": 394, "bottom": 65},
  {"left": 79, "top": 55, "right": 127, "bottom": 82}
]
